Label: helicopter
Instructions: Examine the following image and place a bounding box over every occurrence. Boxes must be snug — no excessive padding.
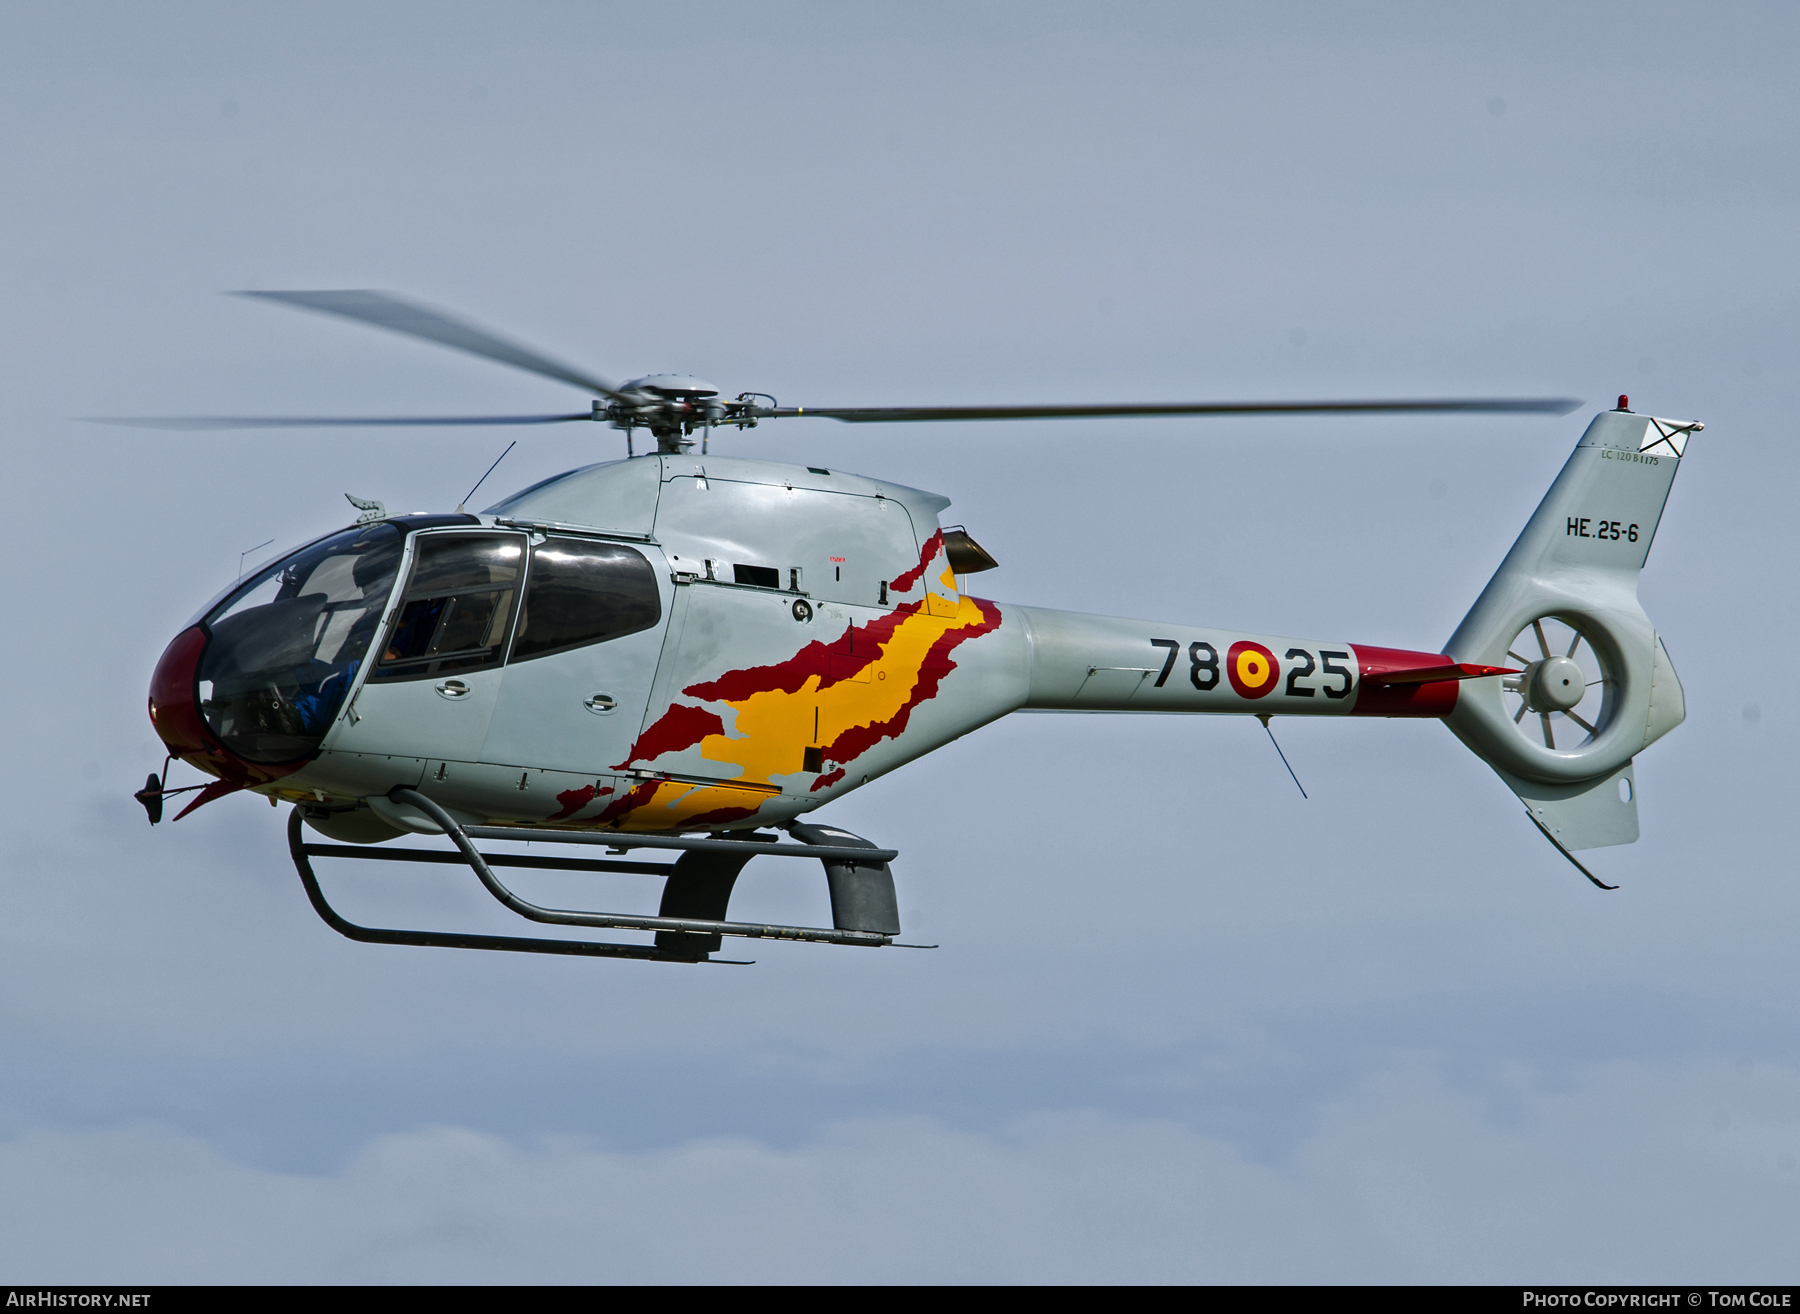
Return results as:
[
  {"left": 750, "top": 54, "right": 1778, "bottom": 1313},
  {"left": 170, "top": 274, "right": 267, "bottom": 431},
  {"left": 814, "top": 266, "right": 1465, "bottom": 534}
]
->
[{"left": 129, "top": 291, "right": 1699, "bottom": 964}]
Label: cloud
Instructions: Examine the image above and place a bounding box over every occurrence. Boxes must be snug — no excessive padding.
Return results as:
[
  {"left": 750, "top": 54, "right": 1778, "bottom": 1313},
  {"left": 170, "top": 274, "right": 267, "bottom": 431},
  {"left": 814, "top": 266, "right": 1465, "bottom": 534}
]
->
[{"left": 4, "top": 1058, "right": 1796, "bottom": 1284}]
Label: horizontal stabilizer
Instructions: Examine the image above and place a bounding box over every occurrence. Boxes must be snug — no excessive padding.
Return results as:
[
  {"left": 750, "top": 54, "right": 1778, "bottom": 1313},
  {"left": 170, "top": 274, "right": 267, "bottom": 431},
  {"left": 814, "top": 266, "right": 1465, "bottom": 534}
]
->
[
  {"left": 1347, "top": 645, "right": 1513, "bottom": 716},
  {"left": 1367, "top": 661, "right": 1517, "bottom": 686}
]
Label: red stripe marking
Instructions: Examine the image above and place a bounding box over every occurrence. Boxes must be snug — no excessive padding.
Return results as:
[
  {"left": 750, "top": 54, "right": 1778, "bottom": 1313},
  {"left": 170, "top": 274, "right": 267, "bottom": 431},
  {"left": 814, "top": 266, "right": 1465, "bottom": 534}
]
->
[
  {"left": 810, "top": 598, "right": 1002, "bottom": 790},
  {"left": 891, "top": 529, "right": 944, "bottom": 594},
  {"left": 612, "top": 703, "right": 727, "bottom": 772},
  {"left": 547, "top": 783, "right": 600, "bottom": 821},
  {"left": 609, "top": 589, "right": 1004, "bottom": 821},
  {"left": 681, "top": 805, "right": 761, "bottom": 827},
  {"left": 593, "top": 779, "right": 662, "bottom": 825},
  {"left": 679, "top": 605, "right": 917, "bottom": 706}
]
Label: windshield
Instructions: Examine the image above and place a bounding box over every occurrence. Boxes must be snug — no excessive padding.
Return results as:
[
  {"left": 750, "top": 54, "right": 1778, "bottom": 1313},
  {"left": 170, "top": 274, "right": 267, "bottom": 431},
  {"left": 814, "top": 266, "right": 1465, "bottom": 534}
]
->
[{"left": 197, "top": 524, "right": 405, "bottom": 763}]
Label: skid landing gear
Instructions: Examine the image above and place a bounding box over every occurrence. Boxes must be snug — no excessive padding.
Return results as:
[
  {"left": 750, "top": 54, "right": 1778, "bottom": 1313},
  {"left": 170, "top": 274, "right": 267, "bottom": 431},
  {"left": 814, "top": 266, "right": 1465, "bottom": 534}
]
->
[{"left": 286, "top": 786, "right": 923, "bottom": 964}]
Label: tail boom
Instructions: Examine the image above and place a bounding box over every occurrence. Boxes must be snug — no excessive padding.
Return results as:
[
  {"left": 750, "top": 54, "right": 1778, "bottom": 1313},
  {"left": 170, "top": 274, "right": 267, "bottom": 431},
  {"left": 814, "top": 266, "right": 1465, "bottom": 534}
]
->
[{"left": 1012, "top": 606, "right": 1502, "bottom": 717}]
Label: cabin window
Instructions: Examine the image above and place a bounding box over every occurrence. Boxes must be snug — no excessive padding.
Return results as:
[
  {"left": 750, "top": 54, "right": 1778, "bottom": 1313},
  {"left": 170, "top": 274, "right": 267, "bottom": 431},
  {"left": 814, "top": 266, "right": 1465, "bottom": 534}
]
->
[
  {"left": 370, "top": 533, "right": 524, "bottom": 681},
  {"left": 509, "top": 539, "right": 661, "bottom": 662}
]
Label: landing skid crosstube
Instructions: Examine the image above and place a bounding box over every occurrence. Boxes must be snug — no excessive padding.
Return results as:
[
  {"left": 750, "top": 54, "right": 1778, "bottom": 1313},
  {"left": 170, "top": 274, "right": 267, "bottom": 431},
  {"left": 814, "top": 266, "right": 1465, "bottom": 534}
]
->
[{"left": 286, "top": 787, "right": 923, "bottom": 964}]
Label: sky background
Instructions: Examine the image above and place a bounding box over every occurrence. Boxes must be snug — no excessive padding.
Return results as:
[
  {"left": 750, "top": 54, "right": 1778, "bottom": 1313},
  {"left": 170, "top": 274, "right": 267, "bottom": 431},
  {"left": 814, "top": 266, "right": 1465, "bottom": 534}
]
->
[{"left": 2, "top": 1, "right": 1796, "bottom": 1283}]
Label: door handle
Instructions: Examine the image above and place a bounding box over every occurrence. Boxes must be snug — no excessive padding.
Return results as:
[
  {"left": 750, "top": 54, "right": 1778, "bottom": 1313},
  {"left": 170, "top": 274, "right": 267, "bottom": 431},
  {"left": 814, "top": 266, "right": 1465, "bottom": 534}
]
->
[
  {"left": 435, "top": 680, "right": 471, "bottom": 699},
  {"left": 584, "top": 693, "right": 618, "bottom": 714}
]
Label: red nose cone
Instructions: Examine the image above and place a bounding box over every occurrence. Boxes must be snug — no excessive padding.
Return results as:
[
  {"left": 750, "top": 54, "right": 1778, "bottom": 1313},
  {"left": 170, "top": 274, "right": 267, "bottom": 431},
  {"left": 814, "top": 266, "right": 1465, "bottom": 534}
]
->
[{"left": 148, "top": 625, "right": 216, "bottom": 757}]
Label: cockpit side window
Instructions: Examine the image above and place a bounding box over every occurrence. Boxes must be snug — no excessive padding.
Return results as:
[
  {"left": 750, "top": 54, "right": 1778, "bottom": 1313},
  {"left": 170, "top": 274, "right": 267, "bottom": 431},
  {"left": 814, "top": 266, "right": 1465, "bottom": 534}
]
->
[
  {"left": 369, "top": 533, "right": 524, "bottom": 681},
  {"left": 510, "top": 539, "right": 661, "bottom": 663}
]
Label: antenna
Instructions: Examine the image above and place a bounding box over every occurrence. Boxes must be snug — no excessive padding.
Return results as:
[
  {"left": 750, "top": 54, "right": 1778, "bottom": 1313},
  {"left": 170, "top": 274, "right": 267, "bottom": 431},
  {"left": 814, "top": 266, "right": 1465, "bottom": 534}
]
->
[
  {"left": 1255, "top": 713, "right": 1307, "bottom": 799},
  {"left": 237, "top": 538, "right": 274, "bottom": 581},
  {"left": 458, "top": 439, "right": 517, "bottom": 512}
]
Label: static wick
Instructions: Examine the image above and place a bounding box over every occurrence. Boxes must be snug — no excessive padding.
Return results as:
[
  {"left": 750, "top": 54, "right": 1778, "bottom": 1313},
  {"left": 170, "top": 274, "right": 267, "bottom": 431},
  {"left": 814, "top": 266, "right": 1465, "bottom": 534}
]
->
[
  {"left": 1256, "top": 713, "right": 1307, "bottom": 800},
  {"left": 459, "top": 439, "right": 518, "bottom": 512}
]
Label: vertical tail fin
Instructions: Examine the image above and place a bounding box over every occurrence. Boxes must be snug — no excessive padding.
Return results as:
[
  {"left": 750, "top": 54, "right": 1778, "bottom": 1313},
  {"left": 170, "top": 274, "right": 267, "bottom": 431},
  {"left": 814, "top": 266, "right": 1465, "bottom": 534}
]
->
[{"left": 1444, "top": 406, "right": 1697, "bottom": 851}]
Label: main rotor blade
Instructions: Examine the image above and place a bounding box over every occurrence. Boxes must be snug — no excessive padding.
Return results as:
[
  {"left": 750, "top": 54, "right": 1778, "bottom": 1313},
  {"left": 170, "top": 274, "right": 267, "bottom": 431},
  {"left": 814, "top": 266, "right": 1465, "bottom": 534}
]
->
[
  {"left": 88, "top": 414, "right": 594, "bottom": 430},
  {"left": 762, "top": 398, "right": 1583, "bottom": 423},
  {"left": 238, "top": 290, "right": 624, "bottom": 400}
]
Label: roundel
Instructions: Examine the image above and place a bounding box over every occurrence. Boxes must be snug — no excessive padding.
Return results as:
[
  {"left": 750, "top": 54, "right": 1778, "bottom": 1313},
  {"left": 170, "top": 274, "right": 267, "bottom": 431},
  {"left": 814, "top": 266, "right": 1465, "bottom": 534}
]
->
[{"left": 1226, "top": 640, "right": 1280, "bottom": 700}]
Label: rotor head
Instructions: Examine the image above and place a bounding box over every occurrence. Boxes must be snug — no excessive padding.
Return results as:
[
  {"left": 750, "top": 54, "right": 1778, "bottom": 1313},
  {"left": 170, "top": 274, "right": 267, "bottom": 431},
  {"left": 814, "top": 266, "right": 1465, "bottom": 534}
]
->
[
  {"left": 605, "top": 376, "right": 729, "bottom": 452},
  {"left": 622, "top": 374, "right": 719, "bottom": 398}
]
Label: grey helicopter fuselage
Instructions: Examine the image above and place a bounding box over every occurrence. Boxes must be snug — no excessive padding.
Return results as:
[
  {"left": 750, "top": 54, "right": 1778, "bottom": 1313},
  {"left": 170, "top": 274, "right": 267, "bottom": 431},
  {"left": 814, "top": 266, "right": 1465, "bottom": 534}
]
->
[
  {"left": 150, "top": 450, "right": 1418, "bottom": 841},
  {"left": 147, "top": 408, "right": 1690, "bottom": 854}
]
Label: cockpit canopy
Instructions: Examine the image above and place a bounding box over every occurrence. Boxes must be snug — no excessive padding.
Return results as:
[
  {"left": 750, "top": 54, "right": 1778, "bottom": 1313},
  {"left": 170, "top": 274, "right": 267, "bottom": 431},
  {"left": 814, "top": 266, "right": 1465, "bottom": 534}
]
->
[
  {"left": 194, "top": 523, "right": 664, "bottom": 765},
  {"left": 198, "top": 523, "right": 404, "bottom": 763}
]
